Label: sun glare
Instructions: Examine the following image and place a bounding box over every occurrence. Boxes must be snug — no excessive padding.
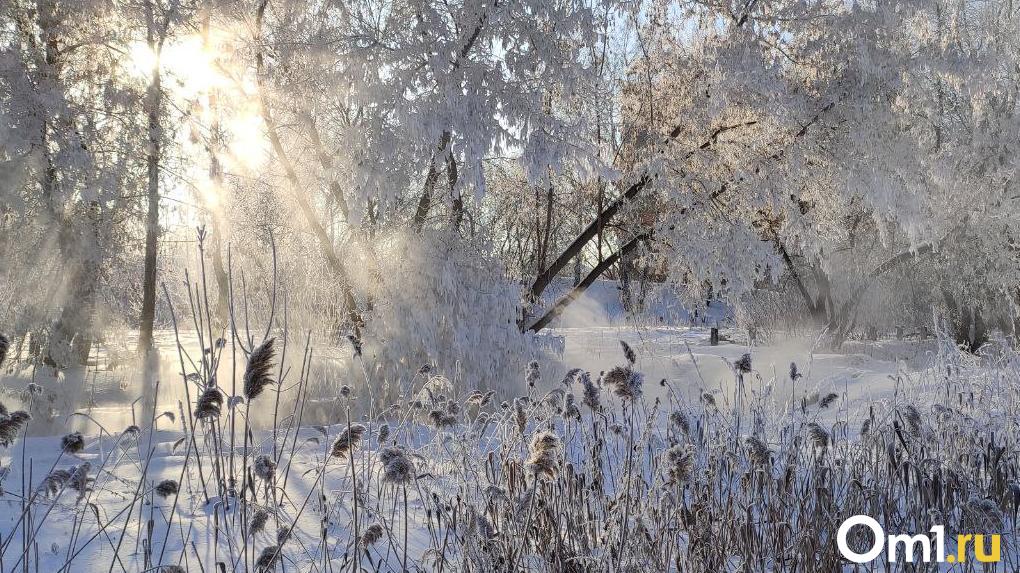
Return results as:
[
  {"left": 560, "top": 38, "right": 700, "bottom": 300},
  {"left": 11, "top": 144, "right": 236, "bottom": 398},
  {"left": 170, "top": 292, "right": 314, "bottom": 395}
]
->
[
  {"left": 224, "top": 111, "right": 269, "bottom": 170},
  {"left": 126, "top": 42, "right": 158, "bottom": 78},
  {"left": 126, "top": 29, "right": 270, "bottom": 228},
  {"left": 196, "top": 178, "right": 223, "bottom": 209},
  {"left": 127, "top": 36, "right": 228, "bottom": 98}
]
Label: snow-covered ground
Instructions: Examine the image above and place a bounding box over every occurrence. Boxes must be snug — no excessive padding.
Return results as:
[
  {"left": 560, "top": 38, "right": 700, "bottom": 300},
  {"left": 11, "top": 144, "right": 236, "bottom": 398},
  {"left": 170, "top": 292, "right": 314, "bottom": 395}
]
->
[
  {"left": 0, "top": 325, "right": 1011, "bottom": 571},
  {"left": 0, "top": 318, "right": 1015, "bottom": 566}
]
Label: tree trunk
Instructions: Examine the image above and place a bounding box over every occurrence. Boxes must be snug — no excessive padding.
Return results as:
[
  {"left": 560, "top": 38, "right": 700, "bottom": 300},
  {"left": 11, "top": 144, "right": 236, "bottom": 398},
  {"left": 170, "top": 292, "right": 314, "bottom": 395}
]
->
[
  {"left": 209, "top": 217, "right": 230, "bottom": 325},
  {"left": 447, "top": 150, "right": 462, "bottom": 228},
  {"left": 539, "top": 183, "right": 553, "bottom": 272},
  {"left": 413, "top": 131, "right": 451, "bottom": 232},
  {"left": 942, "top": 292, "right": 986, "bottom": 352},
  {"left": 24, "top": 2, "right": 101, "bottom": 368},
  {"left": 48, "top": 203, "right": 102, "bottom": 367},
  {"left": 138, "top": 1, "right": 165, "bottom": 354},
  {"left": 202, "top": 9, "right": 230, "bottom": 326},
  {"left": 527, "top": 234, "right": 648, "bottom": 332},
  {"left": 971, "top": 307, "right": 988, "bottom": 352},
  {"left": 619, "top": 245, "right": 633, "bottom": 314}
]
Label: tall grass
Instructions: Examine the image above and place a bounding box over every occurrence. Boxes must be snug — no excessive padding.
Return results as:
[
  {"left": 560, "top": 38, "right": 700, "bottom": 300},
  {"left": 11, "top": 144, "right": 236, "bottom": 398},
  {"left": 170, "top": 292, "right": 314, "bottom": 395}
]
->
[{"left": 0, "top": 248, "right": 1017, "bottom": 572}]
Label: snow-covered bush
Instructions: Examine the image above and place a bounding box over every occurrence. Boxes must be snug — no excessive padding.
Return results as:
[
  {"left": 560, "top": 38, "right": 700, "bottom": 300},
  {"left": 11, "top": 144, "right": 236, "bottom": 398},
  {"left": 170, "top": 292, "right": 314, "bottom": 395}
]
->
[{"left": 350, "top": 230, "right": 532, "bottom": 400}]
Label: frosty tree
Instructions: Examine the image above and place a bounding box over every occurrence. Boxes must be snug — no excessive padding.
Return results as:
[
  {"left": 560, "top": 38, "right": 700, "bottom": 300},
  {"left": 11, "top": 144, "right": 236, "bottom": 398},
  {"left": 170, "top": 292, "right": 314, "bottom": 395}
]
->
[{"left": 1, "top": 0, "right": 1019, "bottom": 378}]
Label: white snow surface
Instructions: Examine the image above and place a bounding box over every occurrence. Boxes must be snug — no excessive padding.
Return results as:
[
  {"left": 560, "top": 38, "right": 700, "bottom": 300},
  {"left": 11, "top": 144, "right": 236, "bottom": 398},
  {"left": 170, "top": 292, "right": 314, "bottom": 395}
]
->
[{"left": 0, "top": 326, "right": 983, "bottom": 571}]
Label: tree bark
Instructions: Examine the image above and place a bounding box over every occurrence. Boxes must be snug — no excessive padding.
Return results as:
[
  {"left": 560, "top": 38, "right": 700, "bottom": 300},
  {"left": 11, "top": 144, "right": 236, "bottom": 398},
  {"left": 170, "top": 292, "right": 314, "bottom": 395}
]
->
[
  {"left": 137, "top": 0, "right": 167, "bottom": 354},
  {"left": 527, "top": 234, "right": 649, "bottom": 332},
  {"left": 524, "top": 120, "right": 756, "bottom": 316},
  {"left": 412, "top": 131, "right": 451, "bottom": 232}
]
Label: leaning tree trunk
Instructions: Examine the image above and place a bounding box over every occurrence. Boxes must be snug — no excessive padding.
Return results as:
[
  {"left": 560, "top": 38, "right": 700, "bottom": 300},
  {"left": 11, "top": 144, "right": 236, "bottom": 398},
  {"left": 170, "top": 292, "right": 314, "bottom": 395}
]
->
[
  {"left": 254, "top": 2, "right": 363, "bottom": 339},
  {"left": 528, "top": 234, "right": 649, "bottom": 332},
  {"left": 520, "top": 121, "right": 759, "bottom": 330}
]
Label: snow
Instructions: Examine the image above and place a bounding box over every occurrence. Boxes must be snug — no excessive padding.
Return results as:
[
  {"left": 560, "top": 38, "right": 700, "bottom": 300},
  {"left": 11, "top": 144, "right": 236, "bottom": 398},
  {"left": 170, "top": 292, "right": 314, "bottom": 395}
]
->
[
  {"left": 539, "top": 279, "right": 732, "bottom": 328},
  {"left": 0, "top": 325, "right": 974, "bottom": 571}
]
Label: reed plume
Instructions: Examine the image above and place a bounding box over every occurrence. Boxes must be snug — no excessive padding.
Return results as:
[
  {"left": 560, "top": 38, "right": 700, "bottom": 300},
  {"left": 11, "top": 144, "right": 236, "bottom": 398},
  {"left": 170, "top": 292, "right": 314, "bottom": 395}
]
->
[
  {"left": 514, "top": 399, "right": 527, "bottom": 434},
  {"left": 0, "top": 411, "right": 31, "bottom": 447},
  {"left": 360, "top": 523, "right": 384, "bottom": 548},
  {"left": 68, "top": 462, "right": 90, "bottom": 496},
  {"left": 819, "top": 392, "right": 839, "bottom": 409},
  {"left": 806, "top": 423, "right": 829, "bottom": 451},
  {"left": 789, "top": 362, "right": 802, "bottom": 380},
  {"left": 670, "top": 411, "right": 690, "bottom": 436},
  {"left": 525, "top": 360, "right": 541, "bottom": 388},
  {"left": 564, "top": 393, "right": 581, "bottom": 420},
  {"left": 663, "top": 445, "right": 694, "bottom": 484},
  {"left": 963, "top": 498, "right": 1004, "bottom": 533},
  {"left": 39, "top": 469, "right": 71, "bottom": 498},
  {"left": 744, "top": 436, "right": 771, "bottom": 466},
  {"left": 579, "top": 371, "right": 600, "bottom": 410},
  {"left": 250, "top": 509, "right": 270, "bottom": 535},
  {"left": 38, "top": 458, "right": 90, "bottom": 495},
  {"left": 525, "top": 430, "right": 560, "bottom": 478},
  {"left": 380, "top": 446, "right": 414, "bottom": 483},
  {"left": 254, "top": 545, "right": 281, "bottom": 572},
  {"left": 244, "top": 338, "right": 277, "bottom": 401},
  {"left": 604, "top": 365, "right": 642, "bottom": 400},
  {"left": 155, "top": 479, "right": 179, "bottom": 498},
  {"left": 61, "top": 431, "right": 85, "bottom": 454},
  {"left": 901, "top": 404, "right": 922, "bottom": 436},
  {"left": 734, "top": 353, "right": 752, "bottom": 374},
  {"left": 428, "top": 409, "right": 457, "bottom": 428},
  {"left": 330, "top": 423, "right": 365, "bottom": 458},
  {"left": 620, "top": 340, "right": 636, "bottom": 364},
  {"left": 561, "top": 368, "right": 583, "bottom": 386},
  {"left": 195, "top": 387, "right": 224, "bottom": 419},
  {"left": 39, "top": 463, "right": 90, "bottom": 499},
  {"left": 254, "top": 455, "right": 276, "bottom": 481}
]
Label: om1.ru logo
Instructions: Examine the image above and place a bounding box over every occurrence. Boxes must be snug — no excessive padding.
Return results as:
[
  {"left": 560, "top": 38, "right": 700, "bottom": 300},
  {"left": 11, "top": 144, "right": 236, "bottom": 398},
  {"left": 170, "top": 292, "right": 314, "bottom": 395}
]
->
[{"left": 837, "top": 515, "right": 1000, "bottom": 564}]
